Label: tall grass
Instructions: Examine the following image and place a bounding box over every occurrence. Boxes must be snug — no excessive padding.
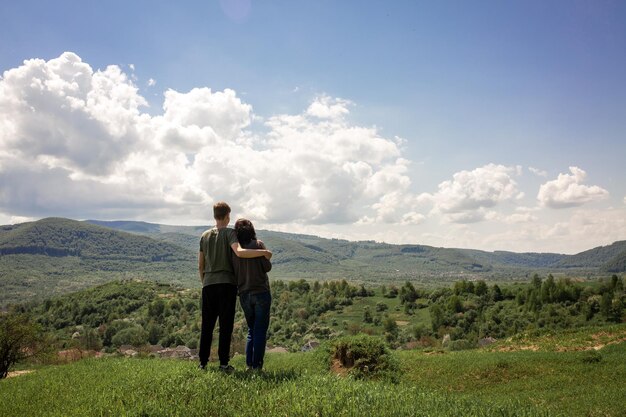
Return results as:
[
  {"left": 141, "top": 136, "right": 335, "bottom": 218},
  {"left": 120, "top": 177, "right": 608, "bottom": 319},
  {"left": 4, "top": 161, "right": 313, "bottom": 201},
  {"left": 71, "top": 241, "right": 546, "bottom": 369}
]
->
[
  {"left": 0, "top": 356, "right": 550, "bottom": 417},
  {"left": 398, "top": 341, "right": 626, "bottom": 417}
]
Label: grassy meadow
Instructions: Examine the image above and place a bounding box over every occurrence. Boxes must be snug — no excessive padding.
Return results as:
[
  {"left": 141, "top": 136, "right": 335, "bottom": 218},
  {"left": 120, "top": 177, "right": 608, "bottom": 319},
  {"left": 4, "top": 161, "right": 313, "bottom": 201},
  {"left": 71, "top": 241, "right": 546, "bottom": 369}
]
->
[{"left": 1, "top": 324, "right": 625, "bottom": 417}]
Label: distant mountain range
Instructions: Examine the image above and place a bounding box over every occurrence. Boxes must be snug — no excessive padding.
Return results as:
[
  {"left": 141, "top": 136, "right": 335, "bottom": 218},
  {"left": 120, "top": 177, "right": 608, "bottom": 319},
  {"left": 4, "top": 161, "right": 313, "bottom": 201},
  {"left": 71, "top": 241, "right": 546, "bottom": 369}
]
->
[{"left": 1, "top": 217, "right": 624, "bottom": 305}]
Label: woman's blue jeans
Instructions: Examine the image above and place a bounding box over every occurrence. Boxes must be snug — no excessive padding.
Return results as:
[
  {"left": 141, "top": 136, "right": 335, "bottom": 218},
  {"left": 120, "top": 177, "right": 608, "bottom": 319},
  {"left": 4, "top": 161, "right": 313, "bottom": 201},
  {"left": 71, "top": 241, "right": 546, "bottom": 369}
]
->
[{"left": 239, "top": 291, "right": 271, "bottom": 369}]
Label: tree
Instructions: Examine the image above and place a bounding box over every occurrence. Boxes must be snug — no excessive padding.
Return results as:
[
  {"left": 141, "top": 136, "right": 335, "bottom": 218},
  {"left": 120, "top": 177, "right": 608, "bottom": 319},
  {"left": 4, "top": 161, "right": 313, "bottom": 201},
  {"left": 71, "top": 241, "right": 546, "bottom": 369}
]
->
[
  {"left": 76, "top": 327, "right": 102, "bottom": 351},
  {"left": 404, "top": 301, "right": 417, "bottom": 315},
  {"left": 147, "top": 322, "right": 162, "bottom": 345},
  {"left": 611, "top": 275, "right": 624, "bottom": 292},
  {"left": 541, "top": 275, "right": 556, "bottom": 304},
  {"left": 609, "top": 298, "right": 624, "bottom": 323},
  {"left": 600, "top": 292, "right": 612, "bottom": 318},
  {"left": 531, "top": 274, "right": 542, "bottom": 289},
  {"left": 475, "top": 281, "right": 488, "bottom": 296},
  {"left": 363, "top": 307, "right": 373, "bottom": 323},
  {"left": 447, "top": 295, "right": 463, "bottom": 313},
  {"left": 0, "top": 314, "right": 41, "bottom": 379},
  {"left": 383, "top": 317, "right": 398, "bottom": 342},
  {"left": 111, "top": 325, "right": 148, "bottom": 347},
  {"left": 491, "top": 285, "right": 504, "bottom": 302},
  {"left": 429, "top": 304, "right": 444, "bottom": 332},
  {"left": 375, "top": 302, "right": 388, "bottom": 312}
]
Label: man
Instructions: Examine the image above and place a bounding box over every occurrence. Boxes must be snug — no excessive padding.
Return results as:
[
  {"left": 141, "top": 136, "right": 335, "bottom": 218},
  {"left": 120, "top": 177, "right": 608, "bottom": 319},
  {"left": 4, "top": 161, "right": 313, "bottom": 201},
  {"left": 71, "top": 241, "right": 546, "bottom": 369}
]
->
[{"left": 198, "top": 201, "right": 272, "bottom": 371}]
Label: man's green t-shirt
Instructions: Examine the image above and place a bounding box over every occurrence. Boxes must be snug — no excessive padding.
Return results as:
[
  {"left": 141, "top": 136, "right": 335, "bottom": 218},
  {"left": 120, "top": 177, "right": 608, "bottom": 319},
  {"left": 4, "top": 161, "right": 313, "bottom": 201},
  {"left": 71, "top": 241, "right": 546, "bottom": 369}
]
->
[{"left": 199, "top": 227, "right": 239, "bottom": 287}]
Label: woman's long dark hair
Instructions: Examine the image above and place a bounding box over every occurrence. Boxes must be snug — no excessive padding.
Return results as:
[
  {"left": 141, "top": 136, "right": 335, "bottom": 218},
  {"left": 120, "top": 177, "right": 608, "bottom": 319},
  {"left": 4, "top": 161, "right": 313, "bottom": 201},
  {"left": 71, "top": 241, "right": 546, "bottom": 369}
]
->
[{"left": 234, "top": 218, "right": 256, "bottom": 246}]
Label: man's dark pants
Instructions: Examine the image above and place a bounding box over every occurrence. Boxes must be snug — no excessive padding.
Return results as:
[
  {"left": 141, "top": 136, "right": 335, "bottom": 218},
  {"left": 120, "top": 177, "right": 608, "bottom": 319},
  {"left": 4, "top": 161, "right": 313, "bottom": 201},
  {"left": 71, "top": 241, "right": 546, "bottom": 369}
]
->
[{"left": 199, "top": 283, "right": 237, "bottom": 366}]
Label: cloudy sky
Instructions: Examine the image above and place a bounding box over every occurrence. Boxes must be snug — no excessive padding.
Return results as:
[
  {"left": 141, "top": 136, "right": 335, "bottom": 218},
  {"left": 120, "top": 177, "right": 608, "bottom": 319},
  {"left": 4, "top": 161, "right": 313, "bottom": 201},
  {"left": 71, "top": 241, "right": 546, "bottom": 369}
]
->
[{"left": 1, "top": 1, "right": 625, "bottom": 254}]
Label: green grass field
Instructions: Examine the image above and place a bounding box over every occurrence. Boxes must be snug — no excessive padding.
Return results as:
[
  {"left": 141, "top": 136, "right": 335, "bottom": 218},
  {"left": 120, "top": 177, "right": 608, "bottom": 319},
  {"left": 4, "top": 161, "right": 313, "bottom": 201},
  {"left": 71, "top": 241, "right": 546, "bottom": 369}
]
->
[{"left": 2, "top": 325, "right": 624, "bottom": 417}]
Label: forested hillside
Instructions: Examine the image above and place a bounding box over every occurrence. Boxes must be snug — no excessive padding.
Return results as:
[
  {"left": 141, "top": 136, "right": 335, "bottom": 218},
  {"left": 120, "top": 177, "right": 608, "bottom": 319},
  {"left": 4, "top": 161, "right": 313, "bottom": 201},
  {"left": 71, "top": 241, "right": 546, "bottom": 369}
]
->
[
  {"left": 10, "top": 273, "right": 624, "bottom": 355},
  {"left": 0, "top": 218, "right": 195, "bottom": 304},
  {"left": 553, "top": 240, "right": 626, "bottom": 270},
  {"left": 1, "top": 217, "right": 625, "bottom": 305},
  {"left": 0, "top": 218, "right": 191, "bottom": 261},
  {"left": 89, "top": 219, "right": 626, "bottom": 275}
]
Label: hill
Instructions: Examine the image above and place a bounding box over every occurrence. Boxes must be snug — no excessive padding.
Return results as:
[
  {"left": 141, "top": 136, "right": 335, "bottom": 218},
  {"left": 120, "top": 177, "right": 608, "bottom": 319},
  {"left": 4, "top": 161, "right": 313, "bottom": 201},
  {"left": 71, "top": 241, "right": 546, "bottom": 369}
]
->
[
  {"left": 552, "top": 240, "right": 626, "bottom": 271},
  {"left": 1, "top": 217, "right": 624, "bottom": 305},
  {"left": 0, "top": 218, "right": 191, "bottom": 262},
  {"left": 87, "top": 219, "right": 618, "bottom": 279},
  {"left": 0, "top": 218, "right": 194, "bottom": 304}
]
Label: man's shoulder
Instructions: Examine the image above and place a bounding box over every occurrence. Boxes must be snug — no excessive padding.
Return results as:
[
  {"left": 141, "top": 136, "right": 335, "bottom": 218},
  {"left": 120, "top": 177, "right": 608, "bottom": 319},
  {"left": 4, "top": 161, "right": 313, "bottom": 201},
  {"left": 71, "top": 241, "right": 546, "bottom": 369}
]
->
[
  {"left": 220, "top": 227, "right": 237, "bottom": 239},
  {"left": 201, "top": 227, "right": 218, "bottom": 239},
  {"left": 202, "top": 227, "right": 217, "bottom": 236}
]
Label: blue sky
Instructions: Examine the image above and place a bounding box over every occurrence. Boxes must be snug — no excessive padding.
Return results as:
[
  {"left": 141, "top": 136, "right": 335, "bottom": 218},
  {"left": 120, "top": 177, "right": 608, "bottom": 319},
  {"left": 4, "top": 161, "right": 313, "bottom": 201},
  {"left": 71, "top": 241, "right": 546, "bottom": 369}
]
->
[{"left": 0, "top": 0, "right": 625, "bottom": 253}]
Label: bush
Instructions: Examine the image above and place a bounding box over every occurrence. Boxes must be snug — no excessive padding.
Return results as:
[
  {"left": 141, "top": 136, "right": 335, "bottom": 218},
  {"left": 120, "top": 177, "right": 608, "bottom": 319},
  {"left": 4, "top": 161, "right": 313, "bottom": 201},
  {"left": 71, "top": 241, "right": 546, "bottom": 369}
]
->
[
  {"left": 447, "top": 339, "right": 475, "bottom": 351},
  {"left": 111, "top": 325, "right": 148, "bottom": 347},
  {"left": 581, "top": 350, "right": 602, "bottom": 364},
  {"left": 0, "top": 313, "right": 42, "bottom": 378},
  {"left": 329, "top": 334, "right": 399, "bottom": 382}
]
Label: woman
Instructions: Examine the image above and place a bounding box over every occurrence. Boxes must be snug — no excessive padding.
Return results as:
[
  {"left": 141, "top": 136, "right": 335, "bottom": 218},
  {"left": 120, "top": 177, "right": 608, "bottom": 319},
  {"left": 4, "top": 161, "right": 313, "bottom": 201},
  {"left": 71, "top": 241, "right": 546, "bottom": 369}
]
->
[{"left": 232, "top": 218, "right": 272, "bottom": 371}]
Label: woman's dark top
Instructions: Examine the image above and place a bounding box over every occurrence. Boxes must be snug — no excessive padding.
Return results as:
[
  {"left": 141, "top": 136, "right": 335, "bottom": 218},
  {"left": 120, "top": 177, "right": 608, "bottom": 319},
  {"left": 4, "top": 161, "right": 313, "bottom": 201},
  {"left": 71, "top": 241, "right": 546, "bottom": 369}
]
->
[{"left": 231, "top": 239, "right": 271, "bottom": 295}]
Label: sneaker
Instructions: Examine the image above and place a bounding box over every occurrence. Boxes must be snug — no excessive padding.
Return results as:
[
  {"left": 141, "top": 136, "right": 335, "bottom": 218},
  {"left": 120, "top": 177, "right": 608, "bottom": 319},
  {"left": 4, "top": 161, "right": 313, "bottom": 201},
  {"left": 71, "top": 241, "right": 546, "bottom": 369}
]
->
[
  {"left": 198, "top": 363, "right": 207, "bottom": 371},
  {"left": 219, "top": 364, "right": 235, "bottom": 373}
]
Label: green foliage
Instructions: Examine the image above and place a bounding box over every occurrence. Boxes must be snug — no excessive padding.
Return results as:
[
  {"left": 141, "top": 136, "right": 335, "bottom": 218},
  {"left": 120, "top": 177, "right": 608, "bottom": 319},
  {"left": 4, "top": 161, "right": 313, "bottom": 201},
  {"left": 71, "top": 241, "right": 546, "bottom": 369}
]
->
[
  {"left": 447, "top": 339, "right": 474, "bottom": 351},
  {"left": 0, "top": 313, "right": 41, "bottom": 378},
  {"left": 581, "top": 350, "right": 602, "bottom": 364},
  {"left": 111, "top": 325, "right": 148, "bottom": 347},
  {"left": 428, "top": 276, "right": 625, "bottom": 347},
  {"left": 330, "top": 334, "right": 399, "bottom": 381},
  {"left": 18, "top": 278, "right": 378, "bottom": 354}
]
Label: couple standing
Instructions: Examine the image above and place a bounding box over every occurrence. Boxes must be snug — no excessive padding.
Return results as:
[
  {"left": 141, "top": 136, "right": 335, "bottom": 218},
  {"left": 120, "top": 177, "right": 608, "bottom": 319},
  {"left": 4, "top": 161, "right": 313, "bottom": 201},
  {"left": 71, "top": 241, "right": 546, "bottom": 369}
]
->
[{"left": 198, "top": 201, "right": 273, "bottom": 372}]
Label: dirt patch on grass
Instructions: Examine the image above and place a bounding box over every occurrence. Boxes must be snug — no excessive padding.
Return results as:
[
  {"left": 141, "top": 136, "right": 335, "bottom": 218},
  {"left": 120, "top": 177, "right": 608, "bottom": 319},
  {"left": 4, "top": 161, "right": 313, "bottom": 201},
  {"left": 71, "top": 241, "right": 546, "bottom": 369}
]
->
[
  {"left": 395, "top": 320, "right": 410, "bottom": 326},
  {"left": 330, "top": 358, "right": 350, "bottom": 377},
  {"left": 6, "top": 370, "right": 34, "bottom": 378},
  {"left": 495, "top": 328, "right": 626, "bottom": 352},
  {"left": 424, "top": 350, "right": 446, "bottom": 355},
  {"left": 555, "top": 336, "right": 626, "bottom": 352},
  {"left": 496, "top": 344, "right": 540, "bottom": 352}
]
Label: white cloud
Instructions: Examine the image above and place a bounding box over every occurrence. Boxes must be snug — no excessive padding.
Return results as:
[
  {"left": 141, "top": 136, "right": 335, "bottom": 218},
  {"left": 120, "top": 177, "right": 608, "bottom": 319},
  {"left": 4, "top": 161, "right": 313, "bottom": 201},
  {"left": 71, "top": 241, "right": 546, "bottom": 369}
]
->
[
  {"left": 528, "top": 166, "right": 547, "bottom": 177},
  {"left": 420, "top": 164, "right": 524, "bottom": 223},
  {"left": 305, "top": 95, "right": 352, "bottom": 119},
  {"left": 503, "top": 212, "right": 538, "bottom": 224},
  {"left": 148, "top": 78, "right": 156, "bottom": 87},
  {"left": 1, "top": 53, "right": 621, "bottom": 255},
  {"left": 0, "top": 52, "right": 418, "bottom": 226},
  {"left": 537, "top": 166, "right": 609, "bottom": 208},
  {"left": 161, "top": 87, "right": 252, "bottom": 141},
  {"left": 0, "top": 53, "right": 145, "bottom": 175}
]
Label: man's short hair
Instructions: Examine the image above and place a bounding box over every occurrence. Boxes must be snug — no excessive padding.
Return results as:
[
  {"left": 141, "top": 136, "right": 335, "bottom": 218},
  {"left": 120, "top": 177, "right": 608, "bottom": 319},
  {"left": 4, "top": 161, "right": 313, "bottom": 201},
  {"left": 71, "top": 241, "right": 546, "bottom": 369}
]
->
[{"left": 213, "top": 201, "right": 231, "bottom": 220}]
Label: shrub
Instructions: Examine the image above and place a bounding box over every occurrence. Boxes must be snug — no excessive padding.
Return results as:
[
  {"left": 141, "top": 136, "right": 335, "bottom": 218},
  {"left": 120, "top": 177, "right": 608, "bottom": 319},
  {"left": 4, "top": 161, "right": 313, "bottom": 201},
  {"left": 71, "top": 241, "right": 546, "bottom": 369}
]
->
[
  {"left": 329, "top": 334, "right": 399, "bottom": 382},
  {"left": 447, "top": 339, "right": 475, "bottom": 351},
  {"left": 581, "top": 350, "right": 602, "bottom": 364},
  {"left": 0, "top": 313, "right": 44, "bottom": 378},
  {"left": 111, "top": 325, "right": 148, "bottom": 347}
]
